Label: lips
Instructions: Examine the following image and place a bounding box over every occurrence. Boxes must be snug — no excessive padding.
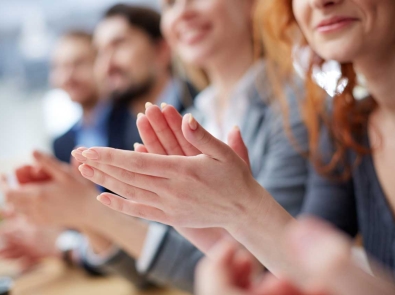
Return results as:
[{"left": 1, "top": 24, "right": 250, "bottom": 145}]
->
[
  {"left": 316, "top": 16, "right": 358, "bottom": 33},
  {"left": 178, "top": 24, "right": 211, "bottom": 45}
]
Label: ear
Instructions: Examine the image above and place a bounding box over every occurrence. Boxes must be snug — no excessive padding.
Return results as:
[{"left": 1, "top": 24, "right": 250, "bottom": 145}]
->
[{"left": 155, "top": 39, "right": 172, "bottom": 72}]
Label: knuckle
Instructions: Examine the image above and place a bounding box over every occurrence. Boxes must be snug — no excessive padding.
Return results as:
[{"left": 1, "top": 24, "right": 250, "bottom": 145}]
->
[
  {"left": 123, "top": 187, "right": 136, "bottom": 200},
  {"left": 132, "top": 157, "right": 145, "bottom": 171},
  {"left": 197, "top": 129, "right": 212, "bottom": 146},
  {"left": 120, "top": 169, "right": 135, "bottom": 183}
]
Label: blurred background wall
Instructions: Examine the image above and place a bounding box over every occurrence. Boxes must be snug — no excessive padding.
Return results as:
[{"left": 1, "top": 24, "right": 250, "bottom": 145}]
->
[{"left": 0, "top": 0, "right": 160, "bottom": 176}]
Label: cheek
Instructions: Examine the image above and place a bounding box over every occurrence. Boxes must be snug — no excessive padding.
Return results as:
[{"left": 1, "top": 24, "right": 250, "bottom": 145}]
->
[{"left": 161, "top": 15, "right": 178, "bottom": 51}]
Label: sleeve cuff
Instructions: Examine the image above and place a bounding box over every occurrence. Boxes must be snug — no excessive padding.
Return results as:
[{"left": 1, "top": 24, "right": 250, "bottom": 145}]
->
[
  {"left": 81, "top": 239, "right": 120, "bottom": 267},
  {"left": 136, "top": 223, "right": 168, "bottom": 273}
]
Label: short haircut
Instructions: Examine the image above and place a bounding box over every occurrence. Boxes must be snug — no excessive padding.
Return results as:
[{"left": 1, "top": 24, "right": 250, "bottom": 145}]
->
[{"left": 104, "top": 4, "right": 162, "bottom": 41}]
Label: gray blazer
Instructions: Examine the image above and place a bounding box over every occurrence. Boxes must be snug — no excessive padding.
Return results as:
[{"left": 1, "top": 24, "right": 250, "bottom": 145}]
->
[{"left": 86, "top": 68, "right": 309, "bottom": 293}]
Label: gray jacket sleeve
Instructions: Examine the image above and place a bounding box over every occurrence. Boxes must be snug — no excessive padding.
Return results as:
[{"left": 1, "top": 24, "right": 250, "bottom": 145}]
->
[
  {"left": 252, "top": 97, "right": 309, "bottom": 217},
  {"left": 78, "top": 242, "right": 155, "bottom": 290},
  {"left": 146, "top": 228, "right": 204, "bottom": 293},
  {"left": 144, "top": 94, "right": 310, "bottom": 292}
]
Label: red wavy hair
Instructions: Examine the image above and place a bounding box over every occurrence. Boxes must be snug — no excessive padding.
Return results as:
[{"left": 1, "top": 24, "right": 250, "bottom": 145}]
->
[{"left": 255, "top": 0, "right": 376, "bottom": 179}]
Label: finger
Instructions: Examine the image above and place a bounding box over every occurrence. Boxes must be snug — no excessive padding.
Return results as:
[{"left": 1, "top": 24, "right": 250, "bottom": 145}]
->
[
  {"left": 78, "top": 164, "right": 162, "bottom": 207},
  {"left": 162, "top": 105, "right": 200, "bottom": 156},
  {"left": 15, "top": 166, "right": 35, "bottom": 184},
  {"left": 0, "top": 174, "right": 10, "bottom": 192},
  {"left": 182, "top": 114, "right": 236, "bottom": 161},
  {"left": 227, "top": 126, "right": 251, "bottom": 171},
  {"left": 144, "top": 105, "right": 185, "bottom": 155},
  {"left": 33, "top": 151, "right": 69, "bottom": 181},
  {"left": 286, "top": 218, "right": 395, "bottom": 295},
  {"left": 136, "top": 112, "right": 167, "bottom": 155},
  {"left": 70, "top": 148, "right": 86, "bottom": 174},
  {"left": 97, "top": 193, "right": 168, "bottom": 223},
  {"left": 0, "top": 248, "right": 26, "bottom": 260},
  {"left": 232, "top": 250, "right": 253, "bottom": 289},
  {"left": 255, "top": 276, "right": 306, "bottom": 295},
  {"left": 78, "top": 147, "right": 182, "bottom": 178},
  {"left": 134, "top": 143, "right": 148, "bottom": 153}
]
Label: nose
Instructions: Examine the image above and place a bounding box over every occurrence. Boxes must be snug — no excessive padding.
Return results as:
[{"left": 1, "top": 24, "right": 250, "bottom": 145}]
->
[
  {"left": 309, "top": 0, "right": 343, "bottom": 9},
  {"left": 169, "top": 0, "right": 198, "bottom": 23},
  {"left": 97, "top": 50, "right": 116, "bottom": 77}
]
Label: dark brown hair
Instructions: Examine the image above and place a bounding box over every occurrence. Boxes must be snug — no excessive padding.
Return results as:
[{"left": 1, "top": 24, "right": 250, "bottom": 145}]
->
[{"left": 104, "top": 4, "right": 162, "bottom": 42}]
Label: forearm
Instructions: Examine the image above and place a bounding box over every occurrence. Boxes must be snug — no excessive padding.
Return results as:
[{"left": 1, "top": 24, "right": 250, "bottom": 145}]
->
[
  {"left": 83, "top": 203, "right": 148, "bottom": 259},
  {"left": 227, "top": 185, "right": 295, "bottom": 276},
  {"left": 174, "top": 227, "right": 229, "bottom": 254}
]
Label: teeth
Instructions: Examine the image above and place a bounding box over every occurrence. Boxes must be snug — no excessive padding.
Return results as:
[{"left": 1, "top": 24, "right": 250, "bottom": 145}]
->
[{"left": 179, "top": 28, "right": 204, "bottom": 42}]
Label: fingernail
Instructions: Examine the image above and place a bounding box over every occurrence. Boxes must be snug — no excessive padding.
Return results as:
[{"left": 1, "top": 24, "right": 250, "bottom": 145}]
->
[
  {"left": 233, "top": 126, "right": 240, "bottom": 131},
  {"left": 78, "top": 165, "right": 94, "bottom": 178},
  {"left": 161, "top": 102, "right": 167, "bottom": 109},
  {"left": 97, "top": 194, "right": 111, "bottom": 206},
  {"left": 188, "top": 113, "right": 198, "bottom": 131},
  {"left": 133, "top": 143, "right": 140, "bottom": 150},
  {"left": 145, "top": 102, "right": 153, "bottom": 109},
  {"left": 71, "top": 150, "right": 87, "bottom": 162},
  {"left": 137, "top": 113, "right": 144, "bottom": 119},
  {"left": 82, "top": 149, "right": 99, "bottom": 160},
  {"left": 33, "top": 150, "right": 43, "bottom": 159}
]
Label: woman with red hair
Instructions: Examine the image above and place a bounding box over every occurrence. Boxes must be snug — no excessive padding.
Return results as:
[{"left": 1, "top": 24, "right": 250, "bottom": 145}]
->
[{"left": 73, "top": 0, "right": 395, "bottom": 282}]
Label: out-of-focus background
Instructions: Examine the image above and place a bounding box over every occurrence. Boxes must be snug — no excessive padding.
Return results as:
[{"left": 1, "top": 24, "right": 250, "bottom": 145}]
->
[{"left": 0, "top": 0, "right": 159, "bottom": 177}]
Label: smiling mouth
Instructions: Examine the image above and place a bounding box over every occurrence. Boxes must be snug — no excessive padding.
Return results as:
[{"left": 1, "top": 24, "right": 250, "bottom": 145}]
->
[
  {"left": 178, "top": 25, "right": 211, "bottom": 45},
  {"left": 316, "top": 16, "right": 358, "bottom": 33}
]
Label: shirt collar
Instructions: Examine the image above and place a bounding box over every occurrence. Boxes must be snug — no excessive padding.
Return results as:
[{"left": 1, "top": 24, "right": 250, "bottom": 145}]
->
[{"left": 195, "top": 59, "right": 266, "bottom": 113}]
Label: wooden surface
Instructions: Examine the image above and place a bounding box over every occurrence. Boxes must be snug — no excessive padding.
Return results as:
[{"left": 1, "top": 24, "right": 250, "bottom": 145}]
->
[{"left": 0, "top": 259, "right": 190, "bottom": 295}]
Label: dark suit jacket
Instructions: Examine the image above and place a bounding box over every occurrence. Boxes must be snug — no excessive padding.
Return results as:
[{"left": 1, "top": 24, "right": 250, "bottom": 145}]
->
[{"left": 53, "top": 81, "right": 196, "bottom": 162}]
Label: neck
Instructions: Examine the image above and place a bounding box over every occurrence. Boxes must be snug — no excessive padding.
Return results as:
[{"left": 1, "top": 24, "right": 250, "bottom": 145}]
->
[
  {"left": 205, "top": 41, "right": 255, "bottom": 103},
  {"left": 128, "top": 72, "right": 172, "bottom": 115},
  {"left": 354, "top": 46, "right": 395, "bottom": 118}
]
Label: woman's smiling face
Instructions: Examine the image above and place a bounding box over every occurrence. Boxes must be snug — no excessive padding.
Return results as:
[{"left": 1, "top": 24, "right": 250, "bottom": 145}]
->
[
  {"left": 292, "top": 0, "right": 395, "bottom": 63},
  {"left": 160, "top": 0, "right": 253, "bottom": 67}
]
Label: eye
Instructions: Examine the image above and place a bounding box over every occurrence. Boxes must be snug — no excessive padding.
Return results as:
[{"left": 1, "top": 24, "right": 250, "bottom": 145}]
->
[{"left": 162, "top": 0, "right": 177, "bottom": 10}]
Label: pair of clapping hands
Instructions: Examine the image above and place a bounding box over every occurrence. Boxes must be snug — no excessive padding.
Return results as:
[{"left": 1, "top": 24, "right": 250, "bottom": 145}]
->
[{"left": 71, "top": 103, "right": 395, "bottom": 295}]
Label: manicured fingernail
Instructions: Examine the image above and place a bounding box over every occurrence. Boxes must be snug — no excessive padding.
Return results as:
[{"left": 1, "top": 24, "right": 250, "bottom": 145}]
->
[
  {"left": 137, "top": 113, "right": 144, "bottom": 119},
  {"left": 188, "top": 113, "right": 198, "bottom": 131},
  {"left": 145, "top": 102, "right": 153, "bottom": 109},
  {"left": 97, "top": 194, "right": 111, "bottom": 206},
  {"left": 71, "top": 150, "right": 86, "bottom": 162},
  {"left": 82, "top": 149, "right": 99, "bottom": 160},
  {"left": 33, "top": 150, "right": 43, "bottom": 159},
  {"left": 78, "top": 165, "right": 94, "bottom": 178},
  {"left": 161, "top": 102, "right": 167, "bottom": 109}
]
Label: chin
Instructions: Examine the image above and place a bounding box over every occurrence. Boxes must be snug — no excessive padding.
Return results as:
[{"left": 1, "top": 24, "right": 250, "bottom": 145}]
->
[
  {"left": 315, "top": 46, "right": 358, "bottom": 64},
  {"left": 313, "top": 36, "right": 362, "bottom": 64}
]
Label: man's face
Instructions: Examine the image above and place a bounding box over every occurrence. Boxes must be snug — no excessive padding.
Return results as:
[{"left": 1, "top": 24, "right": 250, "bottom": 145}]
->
[
  {"left": 50, "top": 37, "right": 98, "bottom": 105},
  {"left": 94, "top": 16, "right": 161, "bottom": 99}
]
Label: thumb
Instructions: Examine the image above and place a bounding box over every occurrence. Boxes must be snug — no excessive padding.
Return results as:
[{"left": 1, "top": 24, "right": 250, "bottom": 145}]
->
[
  {"left": 182, "top": 114, "right": 235, "bottom": 161},
  {"left": 227, "top": 127, "right": 251, "bottom": 172},
  {"left": 33, "top": 151, "right": 68, "bottom": 180}
]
